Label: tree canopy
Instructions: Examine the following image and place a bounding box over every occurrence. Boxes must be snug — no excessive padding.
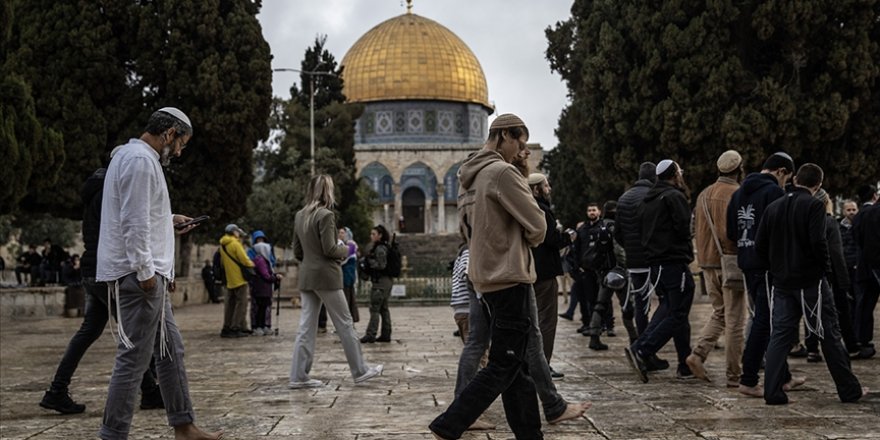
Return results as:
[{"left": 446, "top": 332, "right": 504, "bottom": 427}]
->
[
  {"left": 3, "top": 0, "right": 272, "bottom": 225},
  {"left": 545, "top": 0, "right": 880, "bottom": 222},
  {"left": 254, "top": 36, "right": 373, "bottom": 245}
]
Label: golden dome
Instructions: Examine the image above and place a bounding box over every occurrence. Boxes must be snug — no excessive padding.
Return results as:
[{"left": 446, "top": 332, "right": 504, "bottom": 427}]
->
[{"left": 341, "top": 13, "right": 490, "bottom": 109}]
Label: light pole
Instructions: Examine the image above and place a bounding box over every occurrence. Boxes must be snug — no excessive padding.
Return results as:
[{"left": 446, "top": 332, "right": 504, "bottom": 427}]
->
[{"left": 273, "top": 64, "right": 335, "bottom": 176}]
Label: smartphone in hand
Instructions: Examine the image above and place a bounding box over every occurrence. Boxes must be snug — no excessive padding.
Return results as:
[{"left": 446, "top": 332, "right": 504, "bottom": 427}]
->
[{"left": 174, "top": 215, "right": 210, "bottom": 230}]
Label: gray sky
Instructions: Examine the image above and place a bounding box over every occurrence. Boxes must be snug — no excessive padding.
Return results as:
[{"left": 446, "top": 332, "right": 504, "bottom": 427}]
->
[{"left": 257, "top": 0, "right": 573, "bottom": 149}]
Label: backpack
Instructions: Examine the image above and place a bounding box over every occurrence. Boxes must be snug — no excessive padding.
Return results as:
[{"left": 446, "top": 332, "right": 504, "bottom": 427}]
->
[
  {"left": 384, "top": 234, "right": 402, "bottom": 278},
  {"left": 579, "top": 221, "right": 615, "bottom": 271},
  {"left": 212, "top": 250, "right": 226, "bottom": 285}
]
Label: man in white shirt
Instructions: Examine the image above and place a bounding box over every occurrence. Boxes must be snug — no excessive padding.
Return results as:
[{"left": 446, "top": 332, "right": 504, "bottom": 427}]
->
[{"left": 96, "top": 107, "right": 221, "bottom": 440}]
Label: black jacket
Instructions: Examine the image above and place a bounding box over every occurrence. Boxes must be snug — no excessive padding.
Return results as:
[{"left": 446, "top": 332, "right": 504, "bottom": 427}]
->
[
  {"left": 839, "top": 219, "right": 858, "bottom": 269},
  {"left": 640, "top": 180, "right": 693, "bottom": 265},
  {"left": 79, "top": 168, "right": 106, "bottom": 278},
  {"left": 825, "top": 214, "right": 851, "bottom": 292},
  {"left": 854, "top": 202, "right": 880, "bottom": 278},
  {"left": 574, "top": 218, "right": 616, "bottom": 272},
  {"left": 726, "top": 172, "right": 785, "bottom": 271},
  {"left": 533, "top": 198, "right": 566, "bottom": 281},
  {"left": 615, "top": 179, "right": 653, "bottom": 268},
  {"left": 755, "top": 188, "right": 829, "bottom": 290}
]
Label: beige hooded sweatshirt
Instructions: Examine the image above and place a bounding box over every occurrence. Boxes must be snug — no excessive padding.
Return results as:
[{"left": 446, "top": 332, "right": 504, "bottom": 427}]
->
[{"left": 457, "top": 149, "right": 546, "bottom": 293}]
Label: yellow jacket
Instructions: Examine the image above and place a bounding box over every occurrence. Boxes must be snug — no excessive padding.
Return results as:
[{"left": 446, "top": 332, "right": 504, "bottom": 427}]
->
[{"left": 219, "top": 235, "right": 254, "bottom": 289}]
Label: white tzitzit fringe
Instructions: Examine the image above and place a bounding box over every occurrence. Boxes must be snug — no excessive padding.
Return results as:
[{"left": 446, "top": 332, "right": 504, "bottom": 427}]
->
[
  {"left": 108, "top": 280, "right": 135, "bottom": 350},
  {"left": 625, "top": 268, "right": 650, "bottom": 311},
  {"left": 801, "top": 279, "right": 824, "bottom": 340}
]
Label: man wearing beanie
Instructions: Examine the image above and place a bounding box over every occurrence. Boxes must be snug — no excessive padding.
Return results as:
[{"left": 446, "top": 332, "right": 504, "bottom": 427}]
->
[
  {"left": 430, "top": 114, "right": 586, "bottom": 440},
  {"left": 96, "top": 108, "right": 222, "bottom": 439},
  {"left": 755, "top": 164, "right": 865, "bottom": 404},
  {"left": 614, "top": 162, "right": 670, "bottom": 371},
  {"left": 624, "top": 160, "right": 695, "bottom": 383},
  {"left": 686, "top": 150, "right": 747, "bottom": 386},
  {"left": 725, "top": 151, "right": 799, "bottom": 397},
  {"left": 528, "top": 173, "right": 569, "bottom": 375}
]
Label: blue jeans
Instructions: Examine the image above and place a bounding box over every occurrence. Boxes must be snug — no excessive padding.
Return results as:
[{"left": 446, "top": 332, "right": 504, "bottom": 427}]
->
[
  {"left": 740, "top": 270, "right": 790, "bottom": 387},
  {"left": 631, "top": 264, "right": 693, "bottom": 370},
  {"left": 431, "top": 284, "right": 542, "bottom": 439},
  {"left": 764, "top": 281, "right": 862, "bottom": 404},
  {"left": 454, "top": 286, "right": 566, "bottom": 423},
  {"left": 50, "top": 279, "right": 157, "bottom": 394}
]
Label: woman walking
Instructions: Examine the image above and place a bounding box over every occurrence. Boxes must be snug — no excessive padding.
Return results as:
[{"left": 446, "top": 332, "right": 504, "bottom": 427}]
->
[
  {"left": 360, "top": 225, "right": 393, "bottom": 343},
  {"left": 289, "top": 175, "right": 383, "bottom": 389}
]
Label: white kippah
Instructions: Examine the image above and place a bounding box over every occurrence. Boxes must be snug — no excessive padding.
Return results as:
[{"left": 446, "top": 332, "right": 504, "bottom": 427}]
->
[
  {"left": 656, "top": 159, "right": 674, "bottom": 175},
  {"left": 157, "top": 107, "right": 192, "bottom": 130}
]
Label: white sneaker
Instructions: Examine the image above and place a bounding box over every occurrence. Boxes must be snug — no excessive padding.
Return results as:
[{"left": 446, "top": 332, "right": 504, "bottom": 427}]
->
[
  {"left": 253, "top": 328, "right": 264, "bottom": 336},
  {"left": 354, "top": 364, "right": 384, "bottom": 384},
  {"left": 262, "top": 327, "right": 272, "bottom": 336},
  {"left": 288, "top": 379, "right": 324, "bottom": 389}
]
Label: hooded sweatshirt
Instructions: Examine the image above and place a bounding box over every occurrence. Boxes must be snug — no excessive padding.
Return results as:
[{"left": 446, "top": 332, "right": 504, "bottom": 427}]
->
[
  {"left": 458, "top": 149, "right": 546, "bottom": 293},
  {"left": 640, "top": 180, "right": 693, "bottom": 265},
  {"left": 725, "top": 172, "right": 785, "bottom": 271}
]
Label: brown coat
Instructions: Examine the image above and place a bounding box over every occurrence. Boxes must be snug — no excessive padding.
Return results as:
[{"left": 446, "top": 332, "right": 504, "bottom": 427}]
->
[
  {"left": 457, "top": 149, "right": 546, "bottom": 293},
  {"left": 292, "top": 207, "right": 349, "bottom": 291},
  {"left": 694, "top": 176, "right": 739, "bottom": 268}
]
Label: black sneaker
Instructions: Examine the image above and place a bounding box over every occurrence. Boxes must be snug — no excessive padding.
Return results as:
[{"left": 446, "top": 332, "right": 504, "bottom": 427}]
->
[
  {"left": 624, "top": 347, "right": 649, "bottom": 383},
  {"left": 645, "top": 354, "right": 670, "bottom": 372},
  {"left": 788, "top": 344, "right": 808, "bottom": 358},
  {"left": 549, "top": 366, "right": 565, "bottom": 379},
  {"left": 675, "top": 366, "right": 696, "bottom": 380},
  {"left": 806, "top": 352, "right": 823, "bottom": 363},
  {"left": 360, "top": 335, "right": 376, "bottom": 343},
  {"left": 140, "top": 387, "right": 165, "bottom": 410},
  {"left": 589, "top": 335, "right": 608, "bottom": 351},
  {"left": 558, "top": 313, "right": 573, "bottom": 321},
  {"left": 40, "top": 389, "right": 86, "bottom": 414},
  {"left": 376, "top": 336, "right": 392, "bottom": 343}
]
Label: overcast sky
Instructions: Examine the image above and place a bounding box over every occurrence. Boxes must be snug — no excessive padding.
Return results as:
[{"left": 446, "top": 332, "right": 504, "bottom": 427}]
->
[{"left": 257, "top": 0, "right": 574, "bottom": 149}]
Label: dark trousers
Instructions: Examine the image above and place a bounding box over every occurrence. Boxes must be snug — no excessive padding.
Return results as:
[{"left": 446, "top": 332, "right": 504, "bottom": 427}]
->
[
  {"left": 629, "top": 270, "right": 651, "bottom": 335},
  {"left": 587, "top": 270, "right": 613, "bottom": 335},
  {"left": 740, "top": 270, "right": 790, "bottom": 387},
  {"left": 854, "top": 268, "right": 880, "bottom": 346},
  {"left": 344, "top": 285, "right": 359, "bottom": 323},
  {"left": 764, "top": 281, "right": 862, "bottom": 404},
  {"left": 632, "top": 263, "right": 693, "bottom": 370},
  {"left": 562, "top": 272, "right": 582, "bottom": 318},
  {"left": 50, "top": 278, "right": 157, "bottom": 394},
  {"left": 430, "top": 283, "right": 542, "bottom": 440},
  {"left": 251, "top": 296, "right": 272, "bottom": 329},
  {"left": 533, "top": 277, "right": 558, "bottom": 362}
]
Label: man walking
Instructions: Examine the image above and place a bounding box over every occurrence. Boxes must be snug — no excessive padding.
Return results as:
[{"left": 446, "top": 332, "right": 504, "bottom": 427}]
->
[
  {"left": 429, "top": 114, "right": 548, "bottom": 439},
  {"left": 686, "top": 150, "right": 747, "bottom": 386},
  {"left": 726, "top": 152, "right": 798, "bottom": 397},
  {"left": 96, "top": 107, "right": 220, "bottom": 440},
  {"left": 528, "top": 172, "right": 569, "bottom": 376},
  {"left": 853, "top": 185, "right": 879, "bottom": 359},
  {"left": 756, "top": 164, "right": 865, "bottom": 404},
  {"left": 624, "top": 159, "right": 695, "bottom": 382}
]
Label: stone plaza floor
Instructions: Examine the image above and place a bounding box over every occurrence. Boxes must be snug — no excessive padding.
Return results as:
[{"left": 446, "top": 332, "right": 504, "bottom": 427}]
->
[{"left": 1, "top": 294, "right": 878, "bottom": 439}]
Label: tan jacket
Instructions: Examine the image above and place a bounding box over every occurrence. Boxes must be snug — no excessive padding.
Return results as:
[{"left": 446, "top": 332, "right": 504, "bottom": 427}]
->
[
  {"left": 292, "top": 207, "right": 348, "bottom": 291},
  {"left": 458, "top": 149, "right": 546, "bottom": 293},
  {"left": 694, "top": 176, "right": 739, "bottom": 268}
]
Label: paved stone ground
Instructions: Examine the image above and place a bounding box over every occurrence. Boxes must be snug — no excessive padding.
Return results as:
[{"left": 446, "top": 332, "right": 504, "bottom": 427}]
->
[{"left": 1, "top": 294, "right": 878, "bottom": 439}]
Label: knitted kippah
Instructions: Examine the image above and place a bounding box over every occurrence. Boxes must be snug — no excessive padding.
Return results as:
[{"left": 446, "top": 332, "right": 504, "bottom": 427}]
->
[
  {"left": 527, "top": 173, "right": 546, "bottom": 186},
  {"left": 490, "top": 113, "right": 526, "bottom": 131}
]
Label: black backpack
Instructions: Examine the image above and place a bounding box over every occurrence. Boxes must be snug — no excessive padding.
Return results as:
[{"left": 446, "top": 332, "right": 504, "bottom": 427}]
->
[
  {"left": 212, "top": 250, "right": 226, "bottom": 285},
  {"left": 579, "top": 221, "right": 615, "bottom": 271},
  {"left": 384, "top": 234, "right": 402, "bottom": 278}
]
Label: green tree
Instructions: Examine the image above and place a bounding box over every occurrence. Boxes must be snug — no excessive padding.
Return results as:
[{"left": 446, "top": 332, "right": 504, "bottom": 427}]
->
[
  {"left": 6, "top": 0, "right": 139, "bottom": 218},
  {"left": 545, "top": 0, "right": 880, "bottom": 211},
  {"left": 0, "top": 0, "right": 65, "bottom": 214},
  {"left": 262, "top": 36, "right": 372, "bottom": 242}
]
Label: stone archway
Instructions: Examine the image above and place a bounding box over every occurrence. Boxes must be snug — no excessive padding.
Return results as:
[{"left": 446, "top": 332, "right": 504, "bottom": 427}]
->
[{"left": 401, "top": 187, "right": 426, "bottom": 233}]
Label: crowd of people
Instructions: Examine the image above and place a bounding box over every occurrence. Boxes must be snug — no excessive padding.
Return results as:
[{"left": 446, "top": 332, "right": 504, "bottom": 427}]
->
[
  {"left": 10, "top": 239, "right": 78, "bottom": 287},
  {"left": 30, "top": 106, "right": 877, "bottom": 440}
]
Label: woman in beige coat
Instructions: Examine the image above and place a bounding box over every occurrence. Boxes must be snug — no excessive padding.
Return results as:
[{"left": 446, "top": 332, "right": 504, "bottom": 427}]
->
[{"left": 289, "top": 174, "right": 383, "bottom": 389}]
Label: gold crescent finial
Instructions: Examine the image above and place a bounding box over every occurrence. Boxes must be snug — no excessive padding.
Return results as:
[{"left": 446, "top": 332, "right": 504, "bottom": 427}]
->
[{"left": 406, "top": 0, "right": 413, "bottom": 14}]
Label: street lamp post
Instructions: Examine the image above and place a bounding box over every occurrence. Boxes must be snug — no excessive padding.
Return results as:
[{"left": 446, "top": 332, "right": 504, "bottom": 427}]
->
[{"left": 273, "top": 65, "right": 335, "bottom": 176}]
